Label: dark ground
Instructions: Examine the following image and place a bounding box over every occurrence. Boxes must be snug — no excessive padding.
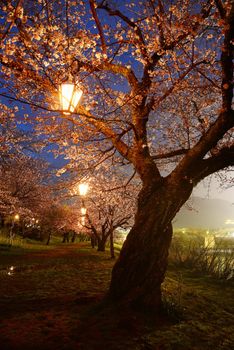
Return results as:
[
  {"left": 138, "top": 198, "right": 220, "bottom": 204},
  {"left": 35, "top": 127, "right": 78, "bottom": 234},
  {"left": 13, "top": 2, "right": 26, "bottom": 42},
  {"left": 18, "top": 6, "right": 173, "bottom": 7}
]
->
[{"left": 0, "top": 243, "right": 233, "bottom": 349}]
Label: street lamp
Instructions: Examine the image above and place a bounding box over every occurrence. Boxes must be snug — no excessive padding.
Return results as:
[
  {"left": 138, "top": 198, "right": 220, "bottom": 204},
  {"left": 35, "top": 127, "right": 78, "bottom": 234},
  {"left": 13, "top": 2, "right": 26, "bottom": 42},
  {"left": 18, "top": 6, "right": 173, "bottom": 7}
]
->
[
  {"left": 59, "top": 82, "right": 83, "bottom": 114},
  {"left": 78, "top": 183, "right": 89, "bottom": 197},
  {"left": 14, "top": 214, "right": 20, "bottom": 221},
  {"left": 9, "top": 214, "right": 20, "bottom": 245},
  {"left": 78, "top": 183, "right": 89, "bottom": 227}
]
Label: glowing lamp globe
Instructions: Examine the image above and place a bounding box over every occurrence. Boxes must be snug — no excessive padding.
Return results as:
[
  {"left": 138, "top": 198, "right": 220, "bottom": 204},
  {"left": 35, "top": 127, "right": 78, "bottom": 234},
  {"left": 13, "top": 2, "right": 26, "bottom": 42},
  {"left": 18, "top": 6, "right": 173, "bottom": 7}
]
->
[
  {"left": 78, "top": 183, "right": 89, "bottom": 196},
  {"left": 60, "top": 83, "right": 83, "bottom": 114}
]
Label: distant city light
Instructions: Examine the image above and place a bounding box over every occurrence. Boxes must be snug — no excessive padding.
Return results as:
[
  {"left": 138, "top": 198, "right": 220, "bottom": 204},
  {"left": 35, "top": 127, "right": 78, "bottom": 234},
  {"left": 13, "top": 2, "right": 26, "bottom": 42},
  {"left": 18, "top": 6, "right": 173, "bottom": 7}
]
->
[{"left": 225, "top": 219, "right": 234, "bottom": 225}]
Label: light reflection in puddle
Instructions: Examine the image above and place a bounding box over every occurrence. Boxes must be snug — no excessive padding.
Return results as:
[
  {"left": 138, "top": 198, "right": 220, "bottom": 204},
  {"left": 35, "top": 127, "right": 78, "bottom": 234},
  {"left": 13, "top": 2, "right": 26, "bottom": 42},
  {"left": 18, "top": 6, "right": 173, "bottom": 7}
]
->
[
  {"left": 7, "top": 266, "right": 15, "bottom": 276},
  {"left": 1, "top": 264, "right": 56, "bottom": 276}
]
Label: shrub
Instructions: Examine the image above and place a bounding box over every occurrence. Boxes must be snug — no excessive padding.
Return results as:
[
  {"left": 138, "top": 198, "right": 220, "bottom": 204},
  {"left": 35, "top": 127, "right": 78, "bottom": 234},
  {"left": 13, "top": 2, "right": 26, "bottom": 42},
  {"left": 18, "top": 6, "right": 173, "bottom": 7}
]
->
[{"left": 170, "top": 230, "right": 234, "bottom": 280}]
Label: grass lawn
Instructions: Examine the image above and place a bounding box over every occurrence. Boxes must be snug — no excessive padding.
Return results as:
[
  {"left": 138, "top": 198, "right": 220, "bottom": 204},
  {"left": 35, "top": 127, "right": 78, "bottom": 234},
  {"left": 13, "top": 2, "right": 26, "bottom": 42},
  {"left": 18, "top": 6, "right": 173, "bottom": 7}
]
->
[{"left": 0, "top": 242, "right": 233, "bottom": 350}]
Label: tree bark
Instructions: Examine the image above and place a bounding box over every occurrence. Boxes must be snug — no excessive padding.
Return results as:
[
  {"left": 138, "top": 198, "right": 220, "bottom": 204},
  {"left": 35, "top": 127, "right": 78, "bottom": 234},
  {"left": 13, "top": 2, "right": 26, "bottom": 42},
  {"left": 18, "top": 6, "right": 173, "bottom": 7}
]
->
[
  {"left": 62, "top": 231, "right": 70, "bottom": 243},
  {"left": 90, "top": 234, "right": 97, "bottom": 248},
  {"left": 97, "top": 237, "right": 107, "bottom": 251},
  {"left": 109, "top": 229, "right": 115, "bottom": 259},
  {"left": 108, "top": 179, "right": 192, "bottom": 310},
  {"left": 46, "top": 232, "right": 51, "bottom": 245},
  {"left": 71, "top": 232, "right": 76, "bottom": 242}
]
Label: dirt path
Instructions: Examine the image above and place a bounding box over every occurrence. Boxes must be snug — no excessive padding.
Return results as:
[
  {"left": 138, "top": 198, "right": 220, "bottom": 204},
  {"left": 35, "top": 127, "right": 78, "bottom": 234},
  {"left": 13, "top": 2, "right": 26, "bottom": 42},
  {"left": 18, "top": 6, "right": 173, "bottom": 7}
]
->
[
  {"left": 0, "top": 244, "right": 128, "bottom": 350},
  {"left": 0, "top": 244, "right": 154, "bottom": 350}
]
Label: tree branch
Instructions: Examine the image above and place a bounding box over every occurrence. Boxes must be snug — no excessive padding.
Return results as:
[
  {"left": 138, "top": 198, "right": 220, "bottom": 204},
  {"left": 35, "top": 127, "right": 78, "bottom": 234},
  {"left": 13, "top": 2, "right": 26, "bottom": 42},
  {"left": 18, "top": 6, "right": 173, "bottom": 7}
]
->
[
  {"left": 76, "top": 106, "right": 132, "bottom": 162},
  {"left": 89, "top": 0, "right": 107, "bottom": 54},
  {"left": 76, "top": 59, "right": 138, "bottom": 89},
  {"left": 0, "top": 0, "right": 24, "bottom": 43},
  {"left": 191, "top": 145, "right": 234, "bottom": 185},
  {"left": 220, "top": 2, "right": 234, "bottom": 111},
  {"left": 214, "top": 0, "right": 226, "bottom": 19},
  {"left": 142, "top": 1, "right": 212, "bottom": 84},
  {"left": 171, "top": 5, "right": 234, "bottom": 179},
  {"left": 153, "top": 60, "right": 208, "bottom": 109},
  {"left": 152, "top": 148, "right": 188, "bottom": 160},
  {"left": 98, "top": 1, "right": 147, "bottom": 59}
]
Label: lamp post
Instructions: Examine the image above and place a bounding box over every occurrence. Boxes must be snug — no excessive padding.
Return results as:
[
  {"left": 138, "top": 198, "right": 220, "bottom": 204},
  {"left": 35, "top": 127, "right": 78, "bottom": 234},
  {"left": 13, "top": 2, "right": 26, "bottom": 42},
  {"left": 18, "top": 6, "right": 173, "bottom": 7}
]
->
[
  {"left": 59, "top": 82, "right": 83, "bottom": 115},
  {"left": 81, "top": 207, "right": 87, "bottom": 215},
  {"left": 9, "top": 214, "right": 20, "bottom": 245},
  {"left": 79, "top": 183, "right": 89, "bottom": 226},
  {"left": 80, "top": 207, "right": 87, "bottom": 226},
  {"left": 78, "top": 182, "right": 96, "bottom": 248}
]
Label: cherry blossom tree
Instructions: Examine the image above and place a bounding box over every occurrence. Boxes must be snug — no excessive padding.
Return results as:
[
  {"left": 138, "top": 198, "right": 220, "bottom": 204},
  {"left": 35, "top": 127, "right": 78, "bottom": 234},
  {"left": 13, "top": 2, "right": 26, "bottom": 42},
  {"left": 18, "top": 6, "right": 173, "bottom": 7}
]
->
[
  {"left": 0, "top": 102, "right": 69, "bottom": 242},
  {"left": 0, "top": 154, "right": 51, "bottom": 220},
  {"left": 72, "top": 172, "right": 136, "bottom": 255},
  {"left": 39, "top": 203, "right": 80, "bottom": 245},
  {"left": 0, "top": 0, "right": 233, "bottom": 310}
]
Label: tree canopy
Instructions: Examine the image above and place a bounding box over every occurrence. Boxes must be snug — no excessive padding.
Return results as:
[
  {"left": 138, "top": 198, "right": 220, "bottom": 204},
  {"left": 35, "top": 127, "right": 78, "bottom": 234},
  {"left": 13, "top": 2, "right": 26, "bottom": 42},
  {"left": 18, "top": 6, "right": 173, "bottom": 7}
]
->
[{"left": 0, "top": 1, "right": 233, "bottom": 187}]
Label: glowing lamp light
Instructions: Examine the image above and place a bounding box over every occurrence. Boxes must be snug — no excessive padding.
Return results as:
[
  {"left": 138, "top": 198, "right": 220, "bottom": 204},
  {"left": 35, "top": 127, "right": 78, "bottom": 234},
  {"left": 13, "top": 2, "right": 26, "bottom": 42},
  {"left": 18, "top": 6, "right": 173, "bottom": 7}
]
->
[
  {"left": 60, "top": 83, "right": 83, "bottom": 114},
  {"left": 225, "top": 219, "right": 234, "bottom": 225},
  {"left": 79, "top": 183, "right": 89, "bottom": 196},
  {"left": 14, "top": 214, "right": 20, "bottom": 221}
]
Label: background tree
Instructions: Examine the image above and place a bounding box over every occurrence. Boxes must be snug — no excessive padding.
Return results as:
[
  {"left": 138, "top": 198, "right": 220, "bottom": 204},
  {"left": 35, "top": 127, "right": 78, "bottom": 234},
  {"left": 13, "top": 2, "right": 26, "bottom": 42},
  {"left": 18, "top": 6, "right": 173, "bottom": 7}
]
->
[
  {"left": 0, "top": 0, "right": 233, "bottom": 310},
  {"left": 0, "top": 154, "right": 52, "bottom": 225},
  {"left": 72, "top": 172, "right": 136, "bottom": 256},
  {"left": 39, "top": 203, "right": 79, "bottom": 245}
]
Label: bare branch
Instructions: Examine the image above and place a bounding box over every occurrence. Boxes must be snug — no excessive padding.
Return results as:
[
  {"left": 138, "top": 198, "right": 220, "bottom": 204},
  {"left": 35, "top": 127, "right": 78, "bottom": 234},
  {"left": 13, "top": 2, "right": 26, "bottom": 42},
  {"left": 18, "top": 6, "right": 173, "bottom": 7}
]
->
[
  {"left": 191, "top": 145, "right": 234, "bottom": 185},
  {"left": 153, "top": 60, "right": 208, "bottom": 109},
  {"left": 220, "top": 2, "right": 234, "bottom": 111},
  {"left": 152, "top": 149, "right": 188, "bottom": 160},
  {"left": 89, "top": 0, "right": 107, "bottom": 54},
  {"left": 214, "top": 0, "right": 227, "bottom": 19},
  {"left": 0, "top": 0, "right": 24, "bottom": 43},
  {"left": 98, "top": 1, "right": 148, "bottom": 59}
]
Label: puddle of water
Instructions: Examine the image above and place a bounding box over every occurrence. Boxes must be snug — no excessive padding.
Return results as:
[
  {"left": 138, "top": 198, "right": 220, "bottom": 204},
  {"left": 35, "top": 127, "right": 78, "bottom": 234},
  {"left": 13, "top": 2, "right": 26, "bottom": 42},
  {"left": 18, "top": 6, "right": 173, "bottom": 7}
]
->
[
  {"left": 0, "top": 264, "right": 55, "bottom": 276},
  {"left": 7, "top": 266, "right": 15, "bottom": 275},
  {"left": 0, "top": 265, "right": 16, "bottom": 276}
]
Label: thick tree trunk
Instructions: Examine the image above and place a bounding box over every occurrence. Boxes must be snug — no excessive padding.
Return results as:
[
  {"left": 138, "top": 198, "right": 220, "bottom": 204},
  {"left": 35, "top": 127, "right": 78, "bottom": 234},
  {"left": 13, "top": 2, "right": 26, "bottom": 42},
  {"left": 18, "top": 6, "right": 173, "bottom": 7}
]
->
[
  {"left": 109, "top": 230, "right": 115, "bottom": 259},
  {"left": 97, "top": 237, "right": 107, "bottom": 251},
  {"left": 62, "top": 232, "right": 70, "bottom": 243},
  {"left": 108, "top": 180, "right": 192, "bottom": 311},
  {"left": 71, "top": 232, "right": 76, "bottom": 242},
  {"left": 90, "top": 234, "right": 97, "bottom": 248},
  {"left": 46, "top": 232, "right": 51, "bottom": 245}
]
